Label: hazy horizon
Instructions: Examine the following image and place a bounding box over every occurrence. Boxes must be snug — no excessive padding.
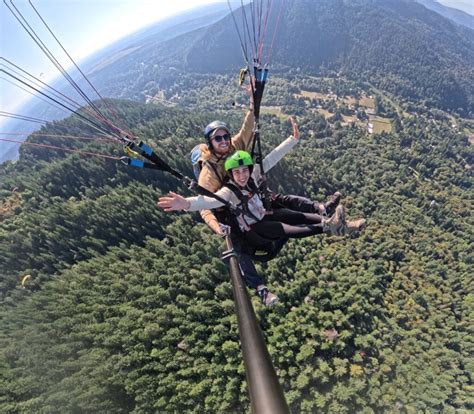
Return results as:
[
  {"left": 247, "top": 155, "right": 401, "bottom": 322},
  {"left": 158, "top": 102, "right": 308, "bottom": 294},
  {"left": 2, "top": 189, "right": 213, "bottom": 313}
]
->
[{"left": 0, "top": 0, "right": 222, "bottom": 131}]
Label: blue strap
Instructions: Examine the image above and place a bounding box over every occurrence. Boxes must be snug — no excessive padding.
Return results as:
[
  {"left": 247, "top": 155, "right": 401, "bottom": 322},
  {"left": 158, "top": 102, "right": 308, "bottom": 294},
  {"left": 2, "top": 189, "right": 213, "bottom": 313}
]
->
[
  {"left": 138, "top": 142, "right": 153, "bottom": 156},
  {"left": 129, "top": 159, "right": 145, "bottom": 168}
]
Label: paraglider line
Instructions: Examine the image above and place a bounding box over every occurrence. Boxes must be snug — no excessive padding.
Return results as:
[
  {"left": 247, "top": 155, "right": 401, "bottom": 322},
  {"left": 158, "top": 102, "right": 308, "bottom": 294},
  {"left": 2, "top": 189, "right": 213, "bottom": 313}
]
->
[{"left": 0, "top": 137, "right": 122, "bottom": 160}]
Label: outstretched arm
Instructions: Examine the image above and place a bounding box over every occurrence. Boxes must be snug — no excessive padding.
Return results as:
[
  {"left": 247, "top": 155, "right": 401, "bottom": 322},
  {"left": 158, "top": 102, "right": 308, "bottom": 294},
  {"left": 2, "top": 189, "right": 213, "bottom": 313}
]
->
[
  {"left": 254, "top": 117, "right": 300, "bottom": 180},
  {"left": 290, "top": 116, "right": 299, "bottom": 140},
  {"left": 159, "top": 196, "right": 225, "bottom": 235},
  {"left": 157, "top": 192, "right": 190, "bottom": 212},
  {"left": 232, "top": 110, "right": 256, "bottom": 151},
  {"left": 158, "top": 188, "right": 232, "bottom": 212}
]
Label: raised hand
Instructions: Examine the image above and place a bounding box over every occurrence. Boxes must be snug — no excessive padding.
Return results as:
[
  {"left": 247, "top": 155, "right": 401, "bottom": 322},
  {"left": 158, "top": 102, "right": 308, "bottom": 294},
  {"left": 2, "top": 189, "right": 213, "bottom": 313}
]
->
[{"left": 289, "top": 116, "right": 299, "bottom": 140}]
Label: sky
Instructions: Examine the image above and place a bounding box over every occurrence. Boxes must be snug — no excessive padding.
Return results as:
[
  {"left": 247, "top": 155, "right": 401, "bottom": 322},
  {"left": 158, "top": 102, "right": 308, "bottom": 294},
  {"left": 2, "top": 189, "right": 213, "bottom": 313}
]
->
[
  {"left": 437, "top": 0, "right": 474, "bottom": 15},
  {"left": 0, "top": 0, "right": 221, "bottom": 130}
]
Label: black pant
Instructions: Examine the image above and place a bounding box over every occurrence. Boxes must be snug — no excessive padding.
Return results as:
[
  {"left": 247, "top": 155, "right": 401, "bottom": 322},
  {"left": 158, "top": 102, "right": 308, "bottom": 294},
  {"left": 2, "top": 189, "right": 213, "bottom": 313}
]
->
[
  {"left": 229, "top": 194, "right": 321, "bottom": 285},
  {"left": 246, "top": 208, "right": 324, "bottom": 242},
  {"left": 271, "top": 192, "right": 317, "bottom": 213}
]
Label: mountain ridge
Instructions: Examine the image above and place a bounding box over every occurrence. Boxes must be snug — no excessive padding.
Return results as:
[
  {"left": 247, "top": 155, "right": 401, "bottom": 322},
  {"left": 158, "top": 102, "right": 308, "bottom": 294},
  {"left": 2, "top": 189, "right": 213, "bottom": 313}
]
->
[
  {"left": 87, "top": 0, "right": 474, "bottom": 115},
  {"left": 2, "top": 0, "right": 473, "bottom": 164}
]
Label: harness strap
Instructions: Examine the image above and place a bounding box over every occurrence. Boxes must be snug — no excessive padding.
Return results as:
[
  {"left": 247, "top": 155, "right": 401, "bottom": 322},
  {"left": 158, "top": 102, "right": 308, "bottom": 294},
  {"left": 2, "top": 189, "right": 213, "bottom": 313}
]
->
[{"left": 225, "top": 179, "right": 262, "bottom": 223}]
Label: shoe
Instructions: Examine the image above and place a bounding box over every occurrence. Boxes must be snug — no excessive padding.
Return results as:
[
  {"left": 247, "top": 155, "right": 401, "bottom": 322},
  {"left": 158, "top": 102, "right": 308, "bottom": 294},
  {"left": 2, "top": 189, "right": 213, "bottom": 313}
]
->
[
  {"left": 257, "top": 287, "right": 279, "bottom": 306},
  {"left": 345, "top": 218, "right": 366, "bottom": 235},
  {"left": 316, "top": 191, "right": 342, "bottom": 216},
  {"left": 322, "top": 205, "right": 346, "bottom": 235}
]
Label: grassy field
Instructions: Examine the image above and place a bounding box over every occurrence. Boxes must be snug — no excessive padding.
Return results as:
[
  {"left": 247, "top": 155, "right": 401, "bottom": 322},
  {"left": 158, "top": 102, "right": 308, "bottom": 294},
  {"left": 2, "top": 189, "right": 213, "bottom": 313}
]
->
[
  {"left": 260, "top": 106, "right": 288, "bottom": 121},
  {"left": 314, "top": 108, "right": 334, "bottom": 119},
  {"left": 300, "top": 90, "right": 375, "bottom": 111},
  {"left": 296, "top": 85, "right": 397, "bottom": 133},
  {"left": 370, "top": 116, "right": 392, "bottom": 133},
  {"left": 359, "top": 95, "right": 375, "bottom": 109},
  {"left": 342, "top": 115, "right": 357, "bottom": 123},
  {"left": 299, "top": 90, "right": 329, "bottom": 100}
]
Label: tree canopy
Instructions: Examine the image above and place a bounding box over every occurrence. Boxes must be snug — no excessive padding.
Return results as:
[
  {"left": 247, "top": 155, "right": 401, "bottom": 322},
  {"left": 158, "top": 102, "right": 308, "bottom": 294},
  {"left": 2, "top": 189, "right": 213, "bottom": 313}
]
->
[{"left": 0, "top": 93, "right": 472, "bottom": 412}]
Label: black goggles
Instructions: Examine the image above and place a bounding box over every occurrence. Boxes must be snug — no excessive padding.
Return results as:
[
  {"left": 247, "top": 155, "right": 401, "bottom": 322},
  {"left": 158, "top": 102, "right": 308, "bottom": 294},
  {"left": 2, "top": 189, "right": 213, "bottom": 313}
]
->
[{"left": 212, "top": 133, "right": 231, "bottom": 143}]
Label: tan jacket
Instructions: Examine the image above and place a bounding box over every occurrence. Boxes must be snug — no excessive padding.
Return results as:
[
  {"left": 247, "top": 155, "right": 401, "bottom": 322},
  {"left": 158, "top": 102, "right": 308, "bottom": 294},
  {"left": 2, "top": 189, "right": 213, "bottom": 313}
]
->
[{"left": 198, "top": 111, "right": 255, "bottom": 233}]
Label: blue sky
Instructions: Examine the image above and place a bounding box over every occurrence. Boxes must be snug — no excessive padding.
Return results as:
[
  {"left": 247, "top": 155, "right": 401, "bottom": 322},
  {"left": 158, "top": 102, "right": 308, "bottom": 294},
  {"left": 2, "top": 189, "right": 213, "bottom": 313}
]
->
[
  {"left": 438, "top": 0, "right": 473, "bottom": 14},
  {"left": 0, "top": 0, "right": 220, "bottom": 129}
]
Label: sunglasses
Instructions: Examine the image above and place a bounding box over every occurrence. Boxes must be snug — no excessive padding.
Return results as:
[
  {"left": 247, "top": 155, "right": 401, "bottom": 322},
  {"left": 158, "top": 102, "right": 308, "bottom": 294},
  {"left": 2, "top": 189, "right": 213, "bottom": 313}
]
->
[{"left": 212, "top": 133, "right": 231, "bottom": 143}]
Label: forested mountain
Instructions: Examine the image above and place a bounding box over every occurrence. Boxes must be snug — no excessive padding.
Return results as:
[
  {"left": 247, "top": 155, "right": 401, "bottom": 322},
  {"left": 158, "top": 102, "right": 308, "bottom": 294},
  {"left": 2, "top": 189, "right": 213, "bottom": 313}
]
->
[
  {"left": 85, "top": 0, "right": 474, "bottom": 116},
  {"left": 3, "top": 0, "right": 472, "bottom": 163},
  {"left": 1, "top": 93, "right": 472, "bottom": 411}
]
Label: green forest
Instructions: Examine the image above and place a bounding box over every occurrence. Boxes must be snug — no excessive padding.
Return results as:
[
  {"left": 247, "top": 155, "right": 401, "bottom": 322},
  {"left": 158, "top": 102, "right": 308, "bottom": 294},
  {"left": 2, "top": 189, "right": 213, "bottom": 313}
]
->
[{"left": 0, "top": 89, "right": 472, "bottom": 413}]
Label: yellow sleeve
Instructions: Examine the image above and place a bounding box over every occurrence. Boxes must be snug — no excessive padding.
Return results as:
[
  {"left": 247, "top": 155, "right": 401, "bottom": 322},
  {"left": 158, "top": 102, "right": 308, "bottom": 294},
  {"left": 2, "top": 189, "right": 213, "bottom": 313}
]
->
[
  {"left": 232, "top": 110, "right": 255, "bottom": 151},
  {"left": 200, "top": 209, "right": 222, "bottom": 234},
  {"left": 197, "top": 162, "right": 224, "bottom": 234}
]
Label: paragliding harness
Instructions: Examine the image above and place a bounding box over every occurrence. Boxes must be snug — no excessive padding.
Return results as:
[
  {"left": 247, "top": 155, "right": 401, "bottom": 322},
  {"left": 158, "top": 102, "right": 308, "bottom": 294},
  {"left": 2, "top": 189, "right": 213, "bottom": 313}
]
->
[
  {"left": 215, "top": 178, "right": 262, "bottom": 234},
  {"left": 225, "top": 180, "right": 261, "bottom": 221},
  {"left": 222, "top": 179, "right": 289, "bottom": 262},
  {"left": 190, "top": 145, "right": 286, "bottom": 262}
]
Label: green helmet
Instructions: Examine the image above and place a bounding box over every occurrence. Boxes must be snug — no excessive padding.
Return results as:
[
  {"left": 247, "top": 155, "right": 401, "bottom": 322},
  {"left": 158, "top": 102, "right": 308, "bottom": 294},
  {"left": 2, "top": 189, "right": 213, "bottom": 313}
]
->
[{"left": 224, "top": 150, "right": 254, "bottom": 171}]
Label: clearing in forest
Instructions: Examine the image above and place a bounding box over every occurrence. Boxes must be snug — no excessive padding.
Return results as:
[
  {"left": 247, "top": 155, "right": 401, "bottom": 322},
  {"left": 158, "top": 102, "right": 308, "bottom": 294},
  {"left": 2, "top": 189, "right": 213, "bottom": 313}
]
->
[{"left": 370, "top": 116, "right": 392, "bottom": 133}]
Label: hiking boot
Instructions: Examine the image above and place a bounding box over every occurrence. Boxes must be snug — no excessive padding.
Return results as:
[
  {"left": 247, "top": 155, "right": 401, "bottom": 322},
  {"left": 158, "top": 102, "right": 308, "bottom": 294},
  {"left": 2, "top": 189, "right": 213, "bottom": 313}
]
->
[
  {"left": 324, "top": 191, "right": 342, "bottom": 216},
  {"left": 316, "top": 191, "right": 342, "bottom": 216},
  {"left": 345, "top": 218, "right": 366, "bottom": 235},
  {"left": 257, "top": 287, "right": 279, "bottom": 306},
  {"left": 322, "top": 205, "right": 346, "bottom": 235}
]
